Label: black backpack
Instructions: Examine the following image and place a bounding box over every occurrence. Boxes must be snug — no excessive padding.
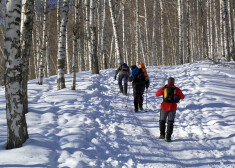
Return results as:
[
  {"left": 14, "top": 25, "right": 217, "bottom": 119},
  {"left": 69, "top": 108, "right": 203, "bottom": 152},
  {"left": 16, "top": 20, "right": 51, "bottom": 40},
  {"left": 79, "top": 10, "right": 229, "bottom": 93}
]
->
[
  {"left": 133, "top": 68, "right": 146, "bottom": 84},
  {"left": 121, "top": 63, "right": 128, "bottom": 71},
  {"left": 163, "top": 85, "right": 180, "bottom": 103}
]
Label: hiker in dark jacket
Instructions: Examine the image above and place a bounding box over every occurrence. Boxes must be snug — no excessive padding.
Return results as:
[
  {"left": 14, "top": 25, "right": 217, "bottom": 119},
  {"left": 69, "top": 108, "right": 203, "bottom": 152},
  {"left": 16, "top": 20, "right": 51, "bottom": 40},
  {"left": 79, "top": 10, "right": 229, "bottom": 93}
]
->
[
  {"left": 114, "top": 63, "right": 130, "bottom": 95},
  {"left": 129, "top": 64, "right": 149, "bottom": 112},
  {"left": 156, "top": 77, "right": 184, "bottom": 142}
]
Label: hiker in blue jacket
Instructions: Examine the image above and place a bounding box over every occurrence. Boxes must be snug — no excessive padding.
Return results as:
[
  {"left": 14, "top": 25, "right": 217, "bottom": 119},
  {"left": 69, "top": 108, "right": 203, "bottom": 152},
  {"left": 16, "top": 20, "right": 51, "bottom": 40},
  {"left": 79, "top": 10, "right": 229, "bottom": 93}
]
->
[{"left": 129, "top": 64, "right": 149, "bottom": 112}]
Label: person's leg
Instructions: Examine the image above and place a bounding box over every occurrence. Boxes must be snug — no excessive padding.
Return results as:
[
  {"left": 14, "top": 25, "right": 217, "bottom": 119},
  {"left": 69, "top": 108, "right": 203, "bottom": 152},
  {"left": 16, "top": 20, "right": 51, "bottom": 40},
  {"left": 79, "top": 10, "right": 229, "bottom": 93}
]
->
[
  {"left": 118, "top": 75, "right": 123, "bottom": 93},
  {"left": 123, "top": 75, "right": 128, "bottom": 95},
  {"left": 138, "top": 85, "right": 145, "bottom": 110},
  {"left": 159, "top": 109, "right": 168, "bottom": 139},
  {"left": 166, "top": 110, "right": 176, "bottom": 142},
  {"left": 133, "top": 84, "right": 138, "bottom": 112}
]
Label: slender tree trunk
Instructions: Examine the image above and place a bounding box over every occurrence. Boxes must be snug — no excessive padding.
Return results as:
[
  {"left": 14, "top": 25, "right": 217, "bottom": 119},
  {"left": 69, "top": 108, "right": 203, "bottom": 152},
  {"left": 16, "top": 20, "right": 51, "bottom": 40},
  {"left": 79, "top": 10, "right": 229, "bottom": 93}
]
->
[
  {"left": 143, "top": 0, "right": 150, "bottom": 65},
  {"left": 220, "top": 0, "right": 226, "bottom": 57},
  {"left": 57, "top": 0, "right": 69, "bottom": 90},
  {"left": 38, "top": 0, "right": 48, "bottom": 85},
  {"left": 178, "top": 0, "right": 184, "bottom": 64},
  {"left": 122, "top": 0, "right": 127, "bottom": 65},
  {"left": 151, "top": 0, "right": 157, "bottom": 66},
  {"left": 71, "top": 0, "right": 80, "bottom": 90},
  {"left": 222, "top": 0, "right": 231, "bottom": 61},
  {"left": 159, "top": 0, "right": 165, "bottom": 65},
  {"left": 135, "top": 0, "right": 140, "bottom": 64},
  {"left": 102, "top": 0, "right": 108, "bottom": 69},
  {"left": 46, "top": 36, "right": 50, "bottom": 77},
  {"left": 5, "top": 0, "right": 28, "bottom": 149},
  {"left": 21, "top": 0, "right": 34, "bottom": 115},
  {"left": 199, "top": 0, "right": 209, "bottom": 59},
  {"left": 66, "top": 24, "right": 71, "bottom": 74},
  {"left": 186, "top": 0, "right": 191, "bottom": 63},
  {"left": 210, "top": 0, "right": 215, "bottom": 60},
  {"left": 109, "top": 0, "right": 122, "bottom": 64},
  {"left": 90, "top": 0, "right": 99, "bottom": 74}
]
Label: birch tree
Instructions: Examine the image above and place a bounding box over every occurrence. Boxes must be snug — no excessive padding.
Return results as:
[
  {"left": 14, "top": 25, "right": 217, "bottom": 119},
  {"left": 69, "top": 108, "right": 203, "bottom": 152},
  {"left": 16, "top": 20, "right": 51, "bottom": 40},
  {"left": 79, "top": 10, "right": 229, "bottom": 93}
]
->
[
  {"left": 159, "top": 0, "right": 165, "bottom": 65},
  {"left": 199, "top": 0, "right": 209, "bottom": 59},
  {"left": 135, "top": 0, "right": 140, "bottom": 64},
  {"left": 66, "top": 23, "right": 71, "bottom": 74},
  {"left": 71, "top": 0, "right": 81, "bottom": 90},
  {"left": 5, "top": 0, "right": 28, "bottom": 149},
  {"left": 143, "top": 0, "right": 150, "bottom": 65},
  {"left": 151, "top": 0, "right": 157, "bottom": 66},
  {"left": 38, "top": 0, "right": 48, "bottom": 85},
  {"left": 109, "top": 0, "right": 122, "bottom": 64},
  {"left": 90, "top": 0, "right": 99, "bottom": 74},
  {"left": 186, "top": 0, "right": 191, "bottom": 63},
  {"left": 178, "top": 0, "right": 184, "bottom": 64},
  {"left": 122, "top": 0, "right": 127, "bottom": 65},
  {"left": 57, "top": 0, "right": 69, "bottom": 90},
  {"left": 102, "top": 0, "right": 108, "bottom": 69},
  {"left": 21, "top": 0, "right": 34, "bottom": 114},
  {"left": 222, "top": 0, "right": 231, "bottom": 61}
]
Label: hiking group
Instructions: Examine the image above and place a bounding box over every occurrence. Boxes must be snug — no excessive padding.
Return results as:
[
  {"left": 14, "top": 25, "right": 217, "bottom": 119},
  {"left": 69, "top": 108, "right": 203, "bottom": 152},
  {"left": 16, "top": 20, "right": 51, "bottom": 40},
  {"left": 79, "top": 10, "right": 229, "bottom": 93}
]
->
[{"left": 114, "top": 63, "right": 185, "bottom": 142}]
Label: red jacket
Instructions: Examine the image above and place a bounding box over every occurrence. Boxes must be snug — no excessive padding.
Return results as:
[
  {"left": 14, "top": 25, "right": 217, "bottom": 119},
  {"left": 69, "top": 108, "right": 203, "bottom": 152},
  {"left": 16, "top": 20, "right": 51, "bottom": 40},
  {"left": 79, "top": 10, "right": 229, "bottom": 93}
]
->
[{"left": 156, "top": 83, "right": 184, "bottom": 111}]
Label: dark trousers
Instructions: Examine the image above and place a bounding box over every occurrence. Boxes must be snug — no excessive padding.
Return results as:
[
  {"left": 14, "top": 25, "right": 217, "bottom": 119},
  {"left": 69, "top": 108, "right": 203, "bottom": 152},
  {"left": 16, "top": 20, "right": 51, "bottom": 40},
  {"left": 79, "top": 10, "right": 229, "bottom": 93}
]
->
[
  {"left": 159, "top": 109, "right": 176, "bottom": 139},
  {"left": 118, "top": 74, "right": 129, "bottom": 94},
  {"left": 133, "top": 84, "right": 145, "bottom": 110}
]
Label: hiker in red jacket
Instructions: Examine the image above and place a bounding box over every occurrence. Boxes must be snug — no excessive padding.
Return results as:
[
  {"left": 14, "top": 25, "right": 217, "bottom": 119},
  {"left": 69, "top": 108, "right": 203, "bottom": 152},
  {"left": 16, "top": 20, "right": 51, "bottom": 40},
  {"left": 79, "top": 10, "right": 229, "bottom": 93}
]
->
[{"left": 156, "top": 77, "right": 184, "bottom": 142}]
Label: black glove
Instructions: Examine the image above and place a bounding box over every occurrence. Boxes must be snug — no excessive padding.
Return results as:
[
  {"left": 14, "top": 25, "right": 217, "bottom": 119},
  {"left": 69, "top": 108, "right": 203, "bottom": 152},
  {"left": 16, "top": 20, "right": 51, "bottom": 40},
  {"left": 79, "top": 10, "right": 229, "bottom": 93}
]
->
[{"left": 114, "top": 75, "right": 116, "bottom": 80}]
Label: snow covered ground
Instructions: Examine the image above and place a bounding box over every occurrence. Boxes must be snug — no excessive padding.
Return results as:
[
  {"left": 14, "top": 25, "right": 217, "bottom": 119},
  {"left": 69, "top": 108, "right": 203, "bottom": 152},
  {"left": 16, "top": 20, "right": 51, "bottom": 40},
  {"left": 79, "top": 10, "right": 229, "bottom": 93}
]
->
[{"left": 0, "top": 61, "right": 234, "bottom": 168}]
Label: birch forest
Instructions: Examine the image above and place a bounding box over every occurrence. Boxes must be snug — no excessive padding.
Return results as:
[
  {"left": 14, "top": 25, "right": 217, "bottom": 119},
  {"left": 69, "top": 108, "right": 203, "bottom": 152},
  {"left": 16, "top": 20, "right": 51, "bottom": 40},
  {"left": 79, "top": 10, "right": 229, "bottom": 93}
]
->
[{"left": 0, "top": 0, "right": 235, "bottom": 148}]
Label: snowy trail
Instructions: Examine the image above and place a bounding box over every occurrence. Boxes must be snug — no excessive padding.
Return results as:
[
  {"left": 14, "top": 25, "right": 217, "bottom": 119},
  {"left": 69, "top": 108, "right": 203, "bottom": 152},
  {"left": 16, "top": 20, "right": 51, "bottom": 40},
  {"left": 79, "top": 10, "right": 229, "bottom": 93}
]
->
[{"left": 0, "top": 61, "right": 234, "bottom": 168}]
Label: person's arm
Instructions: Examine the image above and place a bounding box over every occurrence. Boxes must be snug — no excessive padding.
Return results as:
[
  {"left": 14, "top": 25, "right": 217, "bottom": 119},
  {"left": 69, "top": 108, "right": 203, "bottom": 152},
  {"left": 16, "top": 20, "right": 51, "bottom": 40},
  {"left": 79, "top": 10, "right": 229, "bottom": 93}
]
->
[
  {"left": 176, "top": 87, "right": 185, "bottom": 99},
  {"left": 156, "top": 87, "right": 165, "bottom": 97}
]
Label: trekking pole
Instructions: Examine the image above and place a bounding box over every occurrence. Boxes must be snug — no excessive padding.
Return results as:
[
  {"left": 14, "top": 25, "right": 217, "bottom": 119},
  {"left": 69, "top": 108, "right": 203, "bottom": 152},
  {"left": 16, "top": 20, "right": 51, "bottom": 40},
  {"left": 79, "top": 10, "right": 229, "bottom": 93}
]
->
[{"left": 145, "top": 89, "right": 148, "bottom": 112}]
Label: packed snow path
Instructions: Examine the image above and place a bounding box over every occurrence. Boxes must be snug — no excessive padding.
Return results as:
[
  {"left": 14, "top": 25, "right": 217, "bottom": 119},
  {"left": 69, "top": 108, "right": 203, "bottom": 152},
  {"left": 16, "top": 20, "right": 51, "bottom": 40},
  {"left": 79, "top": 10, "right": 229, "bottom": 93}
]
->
[{"left": 0, "top": 61, "right": 234, "bottom": 168}]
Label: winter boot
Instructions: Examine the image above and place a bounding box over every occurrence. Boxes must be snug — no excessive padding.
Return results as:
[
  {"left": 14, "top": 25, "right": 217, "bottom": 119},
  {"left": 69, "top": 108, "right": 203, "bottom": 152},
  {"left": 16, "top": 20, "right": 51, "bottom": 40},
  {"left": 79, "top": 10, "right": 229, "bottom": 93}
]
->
[
  {"left": 158, "top": 120, "right": 166, "bottom": 139},
  {"left": 139, "top": 106, "right": 144, "bottom": 111},
  {"left": 166, "top": 121, "right": 174, "bottom": 142},
  {"left": 134, "top": 108, "right": 138, "bottom": 112}
]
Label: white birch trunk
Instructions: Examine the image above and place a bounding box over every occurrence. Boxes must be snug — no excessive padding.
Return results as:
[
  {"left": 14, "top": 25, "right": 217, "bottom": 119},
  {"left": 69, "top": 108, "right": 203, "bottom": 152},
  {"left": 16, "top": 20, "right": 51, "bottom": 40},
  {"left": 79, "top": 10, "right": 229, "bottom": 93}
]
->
[
  {"left": 199, "top": 0, "right": 209, "bottom": 59},
  {"left": 71, "top": 0, "right": 79, "bottom": 90},
  {"left": 178, "top": 0, "right": 184, "bottom": 64},
  {"left": 135, "top": 0, "right": 140, "bottom": 64},
  {"left": 220, "top": 0, "right": 226, "bottom": 57},
  {"left": 66, "top": 24, "right": 71, "bottom": 74},
  {"left": 222, "top": 0, "right": 231, "bottom": 61},
  {"left": 151, "top": 0, "right": 157, "bottom": 66},
  {"left": 186, "top": 0, "right": 191, "bottom": 63},
  {"left": 102, "top": 0, "right": 108, "bottom": 69},
  {"left": 85, "top": 0, "right": 91, "bottom": 70},
  {"left": 46, "top": 36, "right": 50, "bottom": 77},
  {"left": 38, "top": 0, "right": 48, "bottom": 85},
  {"left": 20, "top": 0, "right": 34, "bottom": 115},
  {"left": 210, "top": 0, "right": 215, "bottom": 59},
  {"left": 206, "top": 0, "right": 211, "bottom": 58},
  {"left": 90, "top": 0, "right": 99, "bottom": 74},
  {"left": 109, "top": 0, "right": 122, "bottom": 64},
  {"left": 57, "top": 0, "right": 69, "bottom": 90},
  {"left": 213, "top": 0, "right": 219, "bottom": 57},
  {"left": 5, "top": 0, "right": 28, "bottom": 149},
  {"left": 159, "top": 0, "right": 165, "bottom": 65},
  {"left": 122, "top": 0, "right": 127, "bottom": 65},
  {"left": 144, "top": 0, "right": 149, "bottom": 65}
]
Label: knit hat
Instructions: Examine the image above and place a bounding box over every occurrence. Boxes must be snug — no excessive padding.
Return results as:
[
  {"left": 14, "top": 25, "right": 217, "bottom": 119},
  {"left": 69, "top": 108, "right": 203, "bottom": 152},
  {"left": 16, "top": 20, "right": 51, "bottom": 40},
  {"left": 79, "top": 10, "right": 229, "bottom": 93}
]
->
[{"left": 168, "top": 77, "right": 175, "bottom": 84}]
